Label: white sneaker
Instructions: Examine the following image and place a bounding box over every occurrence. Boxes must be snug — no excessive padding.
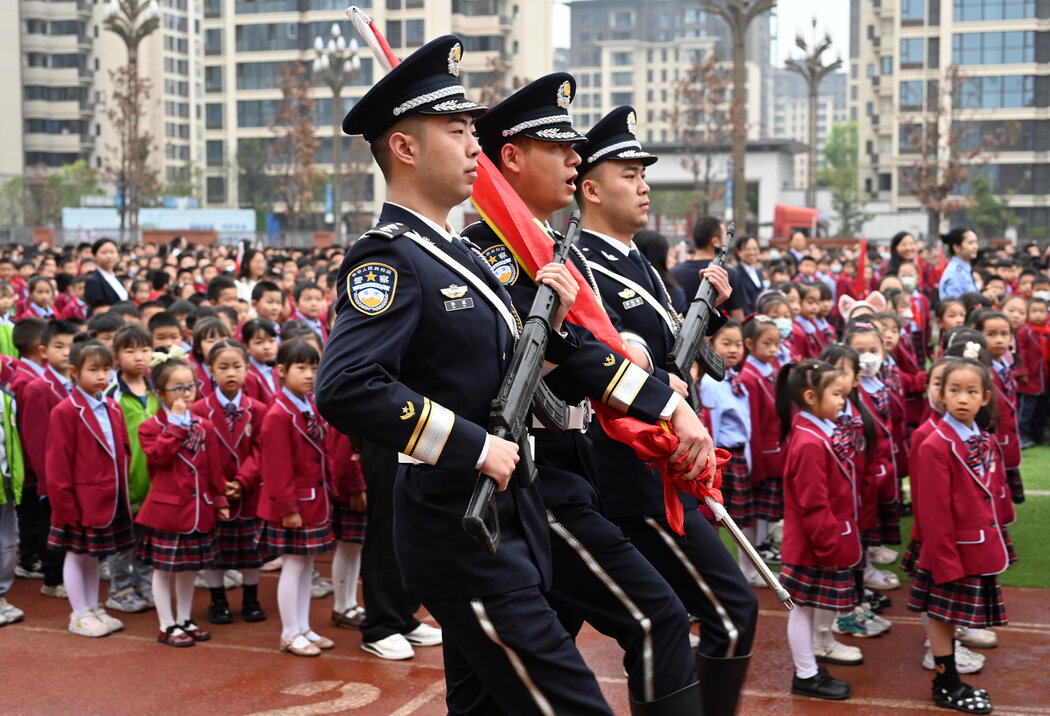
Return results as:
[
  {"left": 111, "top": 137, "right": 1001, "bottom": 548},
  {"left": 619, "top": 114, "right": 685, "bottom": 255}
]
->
[
  {"left": 90, "top": 605, "right": 125, "bottom": 634},
  {"left": 689, "top": 632, "right": 700, "bottom": 649},
  {"left": 40, "top": 584, "right": 68, "bottom": 599},
  {"left": 0, "top": 611, "right": 9, "bottom": 627},
  {"left": 814, "top": 639, "right": 864, "bottom": 665},
  {"left": 403, "top": 622, "right": 442, "bottom": 646},
  {"left": 361, "top": 633, "right": 415, "bottom": 660},
  {"left": 224, "top": 569, "right": 243, "bottom": 589},
  {"left": 69, "top": 610, "right": 109, "bottom": 638},
  {"left": 867, "top": 545, "right": 898, "bottom": 565},
  {"left": 99, "top": 561, "right": 112, "bottom": 581},
  {"left": 860, "top": 605, "right": 892, "bottom": 632},
  {"left": 310, "top": 572, "right": 334, "bottom": 599},
  {"left": 0, "top": 598, "right": 25, "bottom": 623},
  {"left": 957, "top": 643, "right": 987, "bottom": 668},
  {"left": 194, "top": 571, "right": 209, "bottom": 589},
  {"left": 770, "top": 520, "right": 784, "bottom": 543},
  {"left": 922, "top": 643, "right": 984, "bottom": 674},
  {"left": 863, "top": 566, "right": 900, "bottom": 591},
  {"left": 955, "top": 626, "right": 998, "bottom": 649}
]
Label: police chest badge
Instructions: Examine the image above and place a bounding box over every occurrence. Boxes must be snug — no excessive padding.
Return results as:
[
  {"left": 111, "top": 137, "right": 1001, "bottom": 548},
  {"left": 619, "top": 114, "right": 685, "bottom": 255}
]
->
[
  {"left": 481, "top": 245, "right": 519, "bottom": 285},
  {"left": 348, "top": 263, "right": 397, "bottom": 315}
]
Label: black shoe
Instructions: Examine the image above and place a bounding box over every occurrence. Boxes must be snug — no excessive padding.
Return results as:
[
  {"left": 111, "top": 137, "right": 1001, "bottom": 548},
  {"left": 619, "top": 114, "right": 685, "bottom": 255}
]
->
[
  {"left": 208, "top": 599, "right": 233, "bottom": 624},
  {"left": 241, "top": 600, "right": 267, "bottom": 622},
  {"left": 900, "top": 501, "right": 913, "bottom": 517},
  {"left": 629, "top": 682, "right": 702, "bottom": 715},
  {"left": 791, "top": 666, "right": 851, "bottom": 701},
  {"left": 933, "top": 681, "right": 991, "bottom": 714}
]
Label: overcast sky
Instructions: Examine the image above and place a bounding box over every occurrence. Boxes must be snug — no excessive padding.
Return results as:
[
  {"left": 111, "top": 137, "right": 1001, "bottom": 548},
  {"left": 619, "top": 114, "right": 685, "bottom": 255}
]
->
[{"left": 552, "top": 0, "right": 851, "bottom": 70}]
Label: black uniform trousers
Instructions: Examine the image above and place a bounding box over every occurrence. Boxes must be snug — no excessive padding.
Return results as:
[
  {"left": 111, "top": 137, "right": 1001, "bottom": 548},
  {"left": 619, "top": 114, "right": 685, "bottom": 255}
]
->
[
  {"left": 616, "top": 509, "right": 759, "bottom": 658},
  {"left": 357, "top": 440, "right": 421, "bottom": 643},
  {"left": 537, "top": 432, "right": 697, "bottom": 704},
  {"left": 425, "top": 586, "right": 613, "bottom": 716}
]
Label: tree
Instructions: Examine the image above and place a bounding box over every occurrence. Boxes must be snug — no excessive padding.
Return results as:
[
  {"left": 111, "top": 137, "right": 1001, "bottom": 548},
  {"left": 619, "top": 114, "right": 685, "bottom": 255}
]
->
[
  {"left": 342, "top": 136, "right": 373, "bottom": 236},
  {"left": 700, "top": 0, "right": 776, "bottom": 231},
  {"left": 101, "top": 64, "right": 161, "bottom": 232},
  {"left": 0, "top": 160, "right": 103, "bottom": 227},
  {"left": 269, "top": 62, "right": 323, "bottom": 230},
  {"left": 237, "top": 138, "right": 275, "bottom": 225},
  {"left": 967, "top": 173, "right": 1021, "bottom": 239},
  {"left": 899, "top": 65, "right": 1017, "bottom": 238},
  {"left": 164, "top": 160, "right": 203, "bottom": 200},
  {"left": 666, "top": 51, "right": 736, "bottom": 215},
  {"left": 818, "top": 122, "right": 872, "bottom": 237}
]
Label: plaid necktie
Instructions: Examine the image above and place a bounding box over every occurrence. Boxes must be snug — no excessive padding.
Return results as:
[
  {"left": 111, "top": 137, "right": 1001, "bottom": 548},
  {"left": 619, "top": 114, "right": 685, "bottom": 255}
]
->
[
  {"left": 223, "top": 403, "right": 245, "bottom": 434},
  {"left": 998, "top": 363, "right": 1018, "bottom": 395},
  {"left": 302, "top": 411, "right": 325, "bottom": 442},
  {"left": 868, "top": 386, "right": 890, "bottom": 422},
  {"left": 881, "top": 364, "right": 902, "bottom": 397},
  {"left": 764, "top": 371, "right": 776, "bottom": 390},
  {"left": 182, "top": 418, "right": 204, "bottom": 454},
  {"left": 964, "top": 432, "right": 991, "bottom": 476},
  {"left": 833, "top": 413, "right": 865, "bottom": 461},
  {"left": 727, "top": 369, "right": 745, "bottom": 398}
]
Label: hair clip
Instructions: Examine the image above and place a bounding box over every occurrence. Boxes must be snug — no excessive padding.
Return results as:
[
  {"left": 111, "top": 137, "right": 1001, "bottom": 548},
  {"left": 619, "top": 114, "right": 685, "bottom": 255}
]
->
[
  {"left": 853, "top": 321, "right": 876, "bottom": 330},
  {"left": 150, "top": 345, "right": 187, "bottom": 367},
  {"left": 753, "top": 314, "right": 774, "bottom": 323},
  {"left": 963, "top": 341, "right": 981, "bottom": 360}
]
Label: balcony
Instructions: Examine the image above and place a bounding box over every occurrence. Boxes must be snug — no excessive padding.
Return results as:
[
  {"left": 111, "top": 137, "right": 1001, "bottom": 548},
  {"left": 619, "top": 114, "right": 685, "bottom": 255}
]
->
[{"left": 24, "top": 131, "right": 82, "bottom": 153}]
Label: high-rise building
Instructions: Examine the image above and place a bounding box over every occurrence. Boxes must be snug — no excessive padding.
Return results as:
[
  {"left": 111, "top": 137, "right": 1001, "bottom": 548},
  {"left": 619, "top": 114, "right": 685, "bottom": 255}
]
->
[
  {"left": 850, "top": 0, "right": 1050, "bottom": 235},
  {"left": 769, "top": 69, "right": 847, "bottom": 189}
]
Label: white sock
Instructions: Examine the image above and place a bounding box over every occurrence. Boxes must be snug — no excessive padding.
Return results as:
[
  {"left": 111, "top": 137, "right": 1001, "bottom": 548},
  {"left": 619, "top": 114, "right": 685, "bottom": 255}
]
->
[
  {"left": 278, "top": 554, "right": 307, "bottom": 641},
  {"left": 63, "top": 552, "right": 91, "bottom": 615},
  {"left": 812, "top": 608, "right": 836, "bottom": 649},
  {"left": 923, "top": 612, "right": 931, "bottom": 648},
  {"left": 82, "top": 554, "right": 101, "bottom": 609},
  {"left": 153, "top": 571, "right": 175, "bottom": 630},
  {"left": 787, "top": 606, "right": 818, "bottom": 678},
  {"left": 756, "top": 519, "right": 769, "bottom": 546},
  {"left": 174, "top": 571, "right": 196, "bottom": 624},
  {"left": 297, "top": 555, "right": 314, "bottom": 636},
  {"left": 204, "top": 569, "right": 225, "bottom": 589},
  {"left": 332, "top": 541, "right": 362, "bottom": 614},
  {"left": 241, "top": 568, "right": 260, "bottom": 587}
]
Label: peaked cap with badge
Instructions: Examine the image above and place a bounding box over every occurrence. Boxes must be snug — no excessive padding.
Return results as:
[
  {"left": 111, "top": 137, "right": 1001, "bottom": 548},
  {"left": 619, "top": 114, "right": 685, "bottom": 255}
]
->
[
  {"left": 575, "top": 105, "right": 658, "bottom": 179},
  {"left": 475, "top": 72, "right": 588, "bottom": 154},
  {"left": 342, "top": 34, "right": 486, "bottom": 142}
]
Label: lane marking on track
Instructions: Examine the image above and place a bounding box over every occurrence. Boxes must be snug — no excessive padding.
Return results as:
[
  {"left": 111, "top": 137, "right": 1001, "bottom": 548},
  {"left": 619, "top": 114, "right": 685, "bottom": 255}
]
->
[
  {"left": 242, "top": 681, "right": 381, "bottom": 716},
  {"left": 740, "top": 688, "right": 1050, "bottom": 714},
  {"left": 758, "top": 610, "right": 1050, "bottom": 635},
  {"left": 387, "top": 680, "right": 446, "bottom": 716},
  {"left": 1024, "top": 490, "right": 1050, "bottom": 496}
]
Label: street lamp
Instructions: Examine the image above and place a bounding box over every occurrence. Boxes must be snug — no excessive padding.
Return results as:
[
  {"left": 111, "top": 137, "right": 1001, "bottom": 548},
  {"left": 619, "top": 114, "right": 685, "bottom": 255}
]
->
[
  {"left": 313, "top": 23, "right": 361, "bottom": 240},
  {"left": 103, "top": 0, "right": 160, "bottom": 66}
]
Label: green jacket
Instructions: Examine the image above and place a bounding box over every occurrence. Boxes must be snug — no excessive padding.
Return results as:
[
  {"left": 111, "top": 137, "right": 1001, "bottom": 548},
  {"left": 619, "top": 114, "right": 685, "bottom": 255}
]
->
[
  {"left": 0, "top": 323, "right": 14, "bottom": 359},
  {"left": 0, "top": 389, "right": 24, "bottom": 506},
  {"left": 106, "top": 378, "right": 161, "bottom": 511}
]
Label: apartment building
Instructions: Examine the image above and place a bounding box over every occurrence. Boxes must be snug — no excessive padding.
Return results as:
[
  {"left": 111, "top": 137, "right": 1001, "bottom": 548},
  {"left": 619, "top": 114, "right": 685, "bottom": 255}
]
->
[
  {"left": 769, "top": 69, "right": 848, "bottom": 189},
  {"left": 850, "top": 0, "right": 1050, "bottom": 235}
]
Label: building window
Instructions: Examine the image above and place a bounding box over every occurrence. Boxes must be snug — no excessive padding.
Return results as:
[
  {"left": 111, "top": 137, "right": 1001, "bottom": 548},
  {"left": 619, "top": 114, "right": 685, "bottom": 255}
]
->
[
  {"left": 386, "top": 20, "right": 402, "bottom": 48},
  {"left": 206, "top": 177, "right": 225, "bottom": 204},
  {"left": 235, "top": 23, "right": 297, "bottom": 52},
  {"left": 902, "top": 0, "right": 925, "bottom": 20},
  {"left": 205, "top": 28, "right": 222, "bottom": 55},
  {"left": 610, "top": 92, "right": 634, "bottom": 105},
  {"left": 900, "top": 38, "right": 924, "bottom": 67},
  {"left": 405, "top": 19, "right": 424, "bottom": 47},
  {"left": 881, "top": 56, "right": 893, "bottom": 74},
  {"left": 952, "top": 31, "right": 1035, "bottom": 64},
  {"left": 953, "top": 0, "right": 1035, "bottom": 21},
  {"left": 611, "top": 51, "right": 633, "bottom": 66},
  {"left": 867, "top": 63, "right": 875, "bottom": 77},
  {"left": 205, "top": 66, "right": 223, "bottom": 93},
  {"left": 612, "top": 71, "right": 633, "bottom": 87},
  {"left": 611, "top": 11, "right": 632, "bottom": 28},
  {"left": 206, "top": 140, "right": 224, "bottom": 167},
  {"left": 205, "top": 103, "right": 223, "bottom": 129},
  {"left": 900, "top": 80, "right": 923, "bottom": 108},
  {"left": 959, "top": 74, "right": 1035, "bottom": 109}
]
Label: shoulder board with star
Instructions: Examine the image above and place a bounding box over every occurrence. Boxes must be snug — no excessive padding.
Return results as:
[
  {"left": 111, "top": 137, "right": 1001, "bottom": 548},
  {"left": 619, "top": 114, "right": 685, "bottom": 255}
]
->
[{"left": 362, "top": 222, "right": 412, "bottom": 242}]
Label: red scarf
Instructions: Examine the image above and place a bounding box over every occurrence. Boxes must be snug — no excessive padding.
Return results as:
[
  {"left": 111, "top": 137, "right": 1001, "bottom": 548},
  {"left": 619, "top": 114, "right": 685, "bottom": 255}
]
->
[{"left": 1029, "top": 321, "right": 1050, "bottom": 364}]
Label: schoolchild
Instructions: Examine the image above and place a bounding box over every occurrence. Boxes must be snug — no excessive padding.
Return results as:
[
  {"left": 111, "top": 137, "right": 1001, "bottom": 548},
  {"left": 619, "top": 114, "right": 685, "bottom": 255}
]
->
[
  {"left": 0, "top": 281, "right": 17, "bottom": 357},
  {"left": 241, "top": 318, "right": 280, "bottom": 405},
  {"left": 290, "top": 282, "right": 328, "bottom": 342},
  {"left": 757, "top": 292, "right": 796, "bottom": 366},
  {"left": 189, "top": 317, "right": 231, "bottom": 402},
  {"left": 789, "top": 282, "right": 826, "bottom": 360},
  {"left": 15, "top": 277, "right": 56, "bottom": 321},
  {"left": 973, "top": 310, "right": 1024, "bottom": 504},
  {"left": 1016, "top": 298, "right": 1049, "bottom": 444},
  {"left": 0, "top": 368, "right": 22, "bottom": 625}
]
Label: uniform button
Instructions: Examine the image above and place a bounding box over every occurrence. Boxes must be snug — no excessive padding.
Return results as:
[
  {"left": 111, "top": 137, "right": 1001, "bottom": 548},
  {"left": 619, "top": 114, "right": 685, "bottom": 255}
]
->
[
  {"left": 983, "top": 495, "right": 991, "bottom": 502},
  {"left": 190, "top": 490, "right": 196, "bottom": 497},
  {"left": 990, "top": 521, "right": 997, "bottom": 527}
]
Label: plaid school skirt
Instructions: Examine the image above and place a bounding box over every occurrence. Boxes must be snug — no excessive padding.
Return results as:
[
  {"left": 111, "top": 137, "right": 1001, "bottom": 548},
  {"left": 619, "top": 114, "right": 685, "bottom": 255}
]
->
[
  {"left": 780, "top": 563, "right": 858, "bottom": 611},
  {"left": 48, "top": 508, "right": 135, "bottom": 558},
  {"left": 1002, "top": 527, "right": 1018, "bottom": 565},
  {"left": 1005, "top": 468, "right": 1024, "bottom": 504},
  {"left": 877, "top": 502, "right": 901, "bottom": 545},
  {"left": 718, "top": 448, "right": 754, "bottom": 527},
  {"left": 753, "top": 475, "right": 783, "bottom": 522},
  {"left": 215, "top": 517, "right": 273, "bottom": 569},
  {"left": 862, "top": 528, "right": 883, "bottom": 548},
  {"left": 136, "top": 527, "right": 219, "bottom": 573},
  {"left": 907, "top": 568, "right": 1007, "bottom": 628},
  {"left": 899, "top": 538, "right": 922, "bottom": 577},
  {"left": 331, "top": 502, "right": 367, "bottom": 544},
  {"left": 255, "top": 520, "right": 334, "bottom": 556}
]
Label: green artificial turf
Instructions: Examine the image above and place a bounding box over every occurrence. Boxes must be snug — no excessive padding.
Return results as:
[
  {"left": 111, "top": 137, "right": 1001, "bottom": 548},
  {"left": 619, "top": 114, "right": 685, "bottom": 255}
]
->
[{"left": 719, "top": 444, "right": 1050, "bottom": 589}]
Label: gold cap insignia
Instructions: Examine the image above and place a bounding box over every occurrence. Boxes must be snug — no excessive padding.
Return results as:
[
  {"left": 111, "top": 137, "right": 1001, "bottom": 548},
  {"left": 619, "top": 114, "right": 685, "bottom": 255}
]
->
[
  {"left": 618, "top": 288, "right": 636, "bottom": 299},
  {"left": 440, "top": 284, "right": 468, "bottom": 299},
  {"left": 401, "top": 401, "right": 416, "bottom": 420},
  {"left": 603, "top": 354, "right": 617, "bottom": 367},
  {"left": 627, "top": 111, "right": 637, "bottom": 136},
  {"left": 556, "top": 81, "right": 572, "bottom": 109},
  {"left": 448, "top": 43, "right": 462, "bottom": 76}
]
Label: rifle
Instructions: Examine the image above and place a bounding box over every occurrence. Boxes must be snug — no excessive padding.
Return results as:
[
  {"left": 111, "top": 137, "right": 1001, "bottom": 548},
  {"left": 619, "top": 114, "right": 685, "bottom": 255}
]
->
[
  {"left": 463, "top": 212, "right": 582, "bottom": 555},
  {"left": 666, "top": 222, "right": 735, "bottom": 410}
]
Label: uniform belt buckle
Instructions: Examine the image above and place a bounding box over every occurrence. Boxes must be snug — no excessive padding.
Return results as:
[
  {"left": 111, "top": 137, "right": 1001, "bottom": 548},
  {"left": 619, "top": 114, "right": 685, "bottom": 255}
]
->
[{"left": 568, "top": 400, "right": 593, "bottom": 433}]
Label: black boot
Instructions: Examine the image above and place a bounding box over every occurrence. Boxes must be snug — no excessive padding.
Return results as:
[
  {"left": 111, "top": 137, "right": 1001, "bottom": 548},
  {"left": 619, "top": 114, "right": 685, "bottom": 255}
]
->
[
  {"left": 629, "top": 681, "right": 703, "bottom": 715},
  {"left": 240, "top": 583, "right": 266, "bottom": 622},
  {"left": 208, "top": 586, "right": 233, "bottom": 624},
  {"left": 696, "top": 652, "right": 751, "bottom": 716}
]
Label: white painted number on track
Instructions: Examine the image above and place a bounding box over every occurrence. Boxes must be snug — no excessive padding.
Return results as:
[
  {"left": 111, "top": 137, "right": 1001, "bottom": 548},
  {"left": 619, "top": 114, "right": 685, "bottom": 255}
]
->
[{"left": 243, "top": 681, "right": 381, "bottom": 716}]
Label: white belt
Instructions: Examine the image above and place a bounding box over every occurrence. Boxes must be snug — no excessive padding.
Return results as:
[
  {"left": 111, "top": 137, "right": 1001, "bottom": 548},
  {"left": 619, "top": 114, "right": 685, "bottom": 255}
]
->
[{"left": 531, "top": 401, "right": 593, "bottom": 432}]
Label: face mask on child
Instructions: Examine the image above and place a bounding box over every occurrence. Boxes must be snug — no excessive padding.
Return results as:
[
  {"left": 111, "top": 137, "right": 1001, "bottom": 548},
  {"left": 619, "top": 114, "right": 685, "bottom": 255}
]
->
[
  {"left": 858, "top": 352, "right": 883, "bottom": 378},
  {"left": 900, "top": 276, "right": 918, "bottom": 292},
  {"left": 774, "top": 317, "right": 792, "bottom": 339},
  {"left": 899, "top": 310, "right": 914, "bottom": 322},
  {"left": 769, "top": 249, "right": 781, "bottom": 260},
  {"left": 1035, "top": 290, "right": 1050, "bottom": 302},
  {"left": 830, "top": 264, "right": 843, "bottom": 274}
]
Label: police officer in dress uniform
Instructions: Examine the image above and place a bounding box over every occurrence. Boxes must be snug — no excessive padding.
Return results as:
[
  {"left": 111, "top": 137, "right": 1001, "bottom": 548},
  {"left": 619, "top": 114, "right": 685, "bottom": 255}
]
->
[
  {"left": 938, "top": 227, "right": 980, "bottom": 301},
  {"left": 572, "top": 106, "right": 760, "bottom": 716},
  {"left": 463, "top": 77, "right": 715, "bottom": 714},
  {"left": 316, "top": 37, "right": 613, "bottom": 715}
]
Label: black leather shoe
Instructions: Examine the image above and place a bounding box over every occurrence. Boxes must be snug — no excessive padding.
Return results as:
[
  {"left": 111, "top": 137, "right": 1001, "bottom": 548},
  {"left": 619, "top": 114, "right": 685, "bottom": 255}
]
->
[
  {"left": 241, "top": 601, "right": 267, "bottom": 623},
  {"left": 791, "top": 666, "right": 851, "bottom": 701},
  {"left": 208, "top": 599, "right": 233, "bottom": 624}
]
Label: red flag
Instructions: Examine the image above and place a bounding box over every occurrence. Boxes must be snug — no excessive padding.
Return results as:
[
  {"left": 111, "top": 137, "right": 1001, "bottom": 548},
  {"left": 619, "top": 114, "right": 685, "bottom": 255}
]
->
[{"left": 349, "top": 12, "right": 722, "bottom": 531}]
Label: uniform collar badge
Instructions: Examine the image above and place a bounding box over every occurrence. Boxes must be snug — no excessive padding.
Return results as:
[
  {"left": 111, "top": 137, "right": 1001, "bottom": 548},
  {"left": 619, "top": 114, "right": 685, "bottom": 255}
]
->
[{"left": 440, "top": 284, "right": 468, "bottom": 299}]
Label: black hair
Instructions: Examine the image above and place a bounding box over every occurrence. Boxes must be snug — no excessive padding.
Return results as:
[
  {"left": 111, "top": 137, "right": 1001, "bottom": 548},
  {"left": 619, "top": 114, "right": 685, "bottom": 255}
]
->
[
  {"left": 934, "top": 298, "right": 965, "bottom": 321},
  {"left": 960, "top": 292, "right": 992, "bottom": 320},
  {"left": 70, "top": 337, "right": 113, "bottom": 373},
  {"left": 150, "top": 349, "right": 192, "bottom": 391},
  {"left": 633, "top": 230, "right": 679, "bottom": 290},
  {"left": 732, "top": 234, "right": 759, "bottom": 261},
  {"left": 1019, "top": 268, "right": 1037, "bottom": 280},
  {"left": 775, "top": 359, "right": 842, "bottom": 440},
  {"left": 756, "top": 292, "right": 791, "bottom": 316},
  {"left": 798, "top": 255, "right": 817, "bottom": 265},
  {"left": 206, "top": 274, "right": 238, "bottom": 303},
  {"left": 795, "top": 280, "right": 821, "bottom": 300},
  {"left": 941, "top": 358, "right": 998, "bottom": 430},
  {"left": 691, "top": 216, "right": 724, "bottom": 251},
  {"left": 842, "top": 318, "right": 883, "bottom": 347},
  {"left": 91, "top": 237, "right": 118, "bottom": 255},
  {"left": 214, "top": 305, "right": 239, "bottom": 327},
  {"left": 279, "top": 319, "right": 315, "bottom": 342},
  {"left": 813, "top": 280, "right": 832, "bottom": 301},
  {"left": 191, "top": 317, "right": 231, "bottom": 363},
  {"left": 147, "top": 311, "right": 181, "bottom": 334},
  {"left": 276, "top": 338, "right": 320, "bottom": 368},
  {"left": 251, "top": 280, "right": 282, "bottom": 302},
  {"left": 27, "top": 276, "right": 53, "bottom": 297},
  {"left": 12, "top": 317, "right": 47, "bottom": 356},
  {"left": 1029, "top": 296, "right": 1049, "bottom": 308},
  {"left": 55, "top": 273, "right": 74, "bottom": 294},
  {"left": 742, "top": 314, "right": 780, "bottom": 345},
  {"left": 241, "top": 317, "right": 277, "bottom": 343},
  {"left": 237, "top": 248, "right": 266, "bottom": 280},
  {"left": 112, "top": 323, "right": 152, "bottom": 353},
  {"left": 712, "top": 319, "right": 743, "bottom": 341},
  {"left": 886, "top": 231, "right": 916, "bottom": 275},
  {"left": 971, "top": 309, "right": 1011, "bottom": 333},
  {"left": 0, "top": 280, "right": 14, "bottom": 297},
  {"left": 293, "top": 281, "right": 323, "bottom": 303},
  {"left": 86, "top": 312, "right": 124, "bottom": 336},
  {"left": 818, "top": 343, "right": 876, "bottom": 459},
  {"left": 41, "top": 319, "right": 78, "bottom": 347},
  {"left": 872, "top": 310, "right": 902, "bottom": 331},
  {"left": 149, "top": 269, "right": 170, "bottom": 291},
  {"left": 169, "top": 299, "right": 195, "bottom": 316},
  {"left": 206, "top": 337, "right": 250, "bottom": 367},
  {"left": 87, "top": 298, "right": 114, "bottom": 316},
  {"left": 185, "top": 305, "right": 218, "bottom": 332},
  {"left": 940, "top": 227, "right": 973, "bottom": 258},
  {"left": 108, "top": 301, "right": 141, "bottom": 321}
]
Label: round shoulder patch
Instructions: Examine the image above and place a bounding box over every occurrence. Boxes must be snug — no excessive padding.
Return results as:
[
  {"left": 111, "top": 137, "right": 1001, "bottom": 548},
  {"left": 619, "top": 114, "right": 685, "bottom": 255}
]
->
[
  {"left": 481, "top": 244, "right": 519, "bottom": 285},
  {"left": 347, "top": 263, "right": 398, "bottom": 316}
]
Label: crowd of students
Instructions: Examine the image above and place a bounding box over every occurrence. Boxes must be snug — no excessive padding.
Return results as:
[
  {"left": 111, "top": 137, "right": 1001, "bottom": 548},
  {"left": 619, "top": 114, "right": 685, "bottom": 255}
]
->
[{"left": 690, "top": 227, "right": 1044, "bottom": 712}]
